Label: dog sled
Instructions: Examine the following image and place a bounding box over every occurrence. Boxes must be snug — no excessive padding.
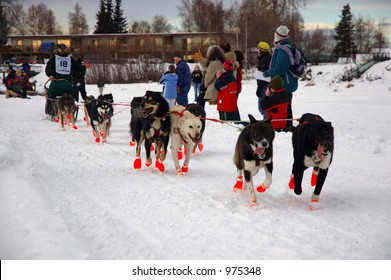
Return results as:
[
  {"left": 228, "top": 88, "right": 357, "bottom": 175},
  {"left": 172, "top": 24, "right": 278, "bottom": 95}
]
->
[{"left": 44, "top": 79, "right": 78, "bottom": 121}]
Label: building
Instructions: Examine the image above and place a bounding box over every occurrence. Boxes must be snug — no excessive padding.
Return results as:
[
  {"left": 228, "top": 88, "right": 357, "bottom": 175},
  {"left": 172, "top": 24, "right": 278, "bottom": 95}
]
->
[{"left": 1, "top": 32, "right": 236, "bottom": 64}]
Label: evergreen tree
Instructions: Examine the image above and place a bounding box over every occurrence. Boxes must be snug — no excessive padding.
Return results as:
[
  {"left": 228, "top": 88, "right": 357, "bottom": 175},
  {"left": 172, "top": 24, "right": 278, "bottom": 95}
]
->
[
  {"left": 94, "top": 0, "right": 111, "bottom": 34},
  {"left": 333, "top": 4, "right": 357, "bottom": 56},
  {"left": 112, "top": 0, "right": 128, "bottom": 33}
]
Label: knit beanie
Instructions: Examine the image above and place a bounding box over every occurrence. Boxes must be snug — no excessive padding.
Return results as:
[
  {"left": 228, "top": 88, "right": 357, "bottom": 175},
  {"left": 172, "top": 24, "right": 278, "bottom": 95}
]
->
[
  {"left": 223, "top": 59, "right": 234, "bottom": 71},
  {"left": 269, "top": 75, "right": 284, "bottom": 91},
  {"left": 257, "top": 41, "right": 271, "bottom": 54},
  {"left": 274, "top": 25, "right": 289, "bottom": 43}
]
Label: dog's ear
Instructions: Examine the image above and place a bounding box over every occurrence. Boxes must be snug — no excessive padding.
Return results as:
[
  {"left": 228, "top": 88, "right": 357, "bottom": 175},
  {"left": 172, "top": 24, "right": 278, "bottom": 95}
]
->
[
  {"left": 264, "top": 116, "right": 273, "bottom": 123},
  {"left": 248, "top": 114, "right": 257, "bottom": 124}
]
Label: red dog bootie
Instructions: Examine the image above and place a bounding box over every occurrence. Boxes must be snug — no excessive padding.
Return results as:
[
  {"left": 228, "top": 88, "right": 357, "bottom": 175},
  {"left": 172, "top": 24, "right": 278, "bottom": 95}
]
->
[
  {"left": 133, "top": 156, "right": 141, "bottom": 169},
  {"left": 155, "top": 159, "right": 165, "bottom": 172},
  {"left": 256, "top": 184, "right": 268, "bottom": 193},
  {"left": 288, "top": 174, "right": 294, "bottom": 189},
  {"left": 177, "top": 148, "right": 183, "bottom": 160},
  {"left": 233, "top": 175, "right": 243, "bottom": 192},
  {"left": 311, "top": 168, "right": 319, "bottom": 187},
  {"left": 181, "top": 163, "right": 189, "bottom": 173}
]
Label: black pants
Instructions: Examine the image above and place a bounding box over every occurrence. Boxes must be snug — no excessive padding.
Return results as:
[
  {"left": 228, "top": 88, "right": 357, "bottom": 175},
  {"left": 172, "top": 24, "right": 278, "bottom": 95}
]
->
[
  {"left": 286, "top": 92, "right": 293, "bottom": 128},
  {"left": 73, "top": 81, "right": 87, "bottom": 102}
]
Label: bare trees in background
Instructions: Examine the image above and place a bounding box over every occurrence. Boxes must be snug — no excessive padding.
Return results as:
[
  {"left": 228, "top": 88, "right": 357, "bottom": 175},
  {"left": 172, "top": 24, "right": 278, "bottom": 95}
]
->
[{"left": 68, "top": 4, "right": 89, "bottom": 34}]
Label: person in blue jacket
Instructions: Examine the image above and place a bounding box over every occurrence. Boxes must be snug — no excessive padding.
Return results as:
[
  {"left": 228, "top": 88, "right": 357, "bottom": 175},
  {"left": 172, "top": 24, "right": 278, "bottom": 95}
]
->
[
  {"left": 160, "top": 64, "right": 179, "bottom": 109},
  {"left": 173, "top": 53, "right": 191, "bottom": 106},
  {"left": 263, "top": 25, "right": 298, "bottom": 131}
]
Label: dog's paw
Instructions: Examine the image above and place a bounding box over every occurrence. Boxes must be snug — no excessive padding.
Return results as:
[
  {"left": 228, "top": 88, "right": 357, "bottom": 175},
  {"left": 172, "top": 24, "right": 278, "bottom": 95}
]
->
[
  {"left": 129, "top": 140, "right": 136, "bottom": 146},
  {"left": 250, "top": 200, "right": 259, "bottom": 208},
  {"left": 177, "top": 148, "right": 183, "bottom": 160},
  {"left": 155, "top": 160, "right": 165, "bottom": 172},
  {"left": 256, "top": 184, "right": 269, "bottom": 193},
  {"left": 177, "top": 170, "right": 185, "bottom": 176},
  {"left": 133, "top": 157, "right": 142, "bottom": 169},
  {"left": 72, "top": 125, "right": 78, "bottom": 130},
  {"left": 181, "top": 164, "right": 189, "bottom": 173},
  {"left": 233, "top": 181, "right": 243, "bottom": 192},
  {"left": 95, "top": 137, "right": 100, "bottom": 143},
  {"left": 198, "top": 143, "right": 204, "bottom": 152}
]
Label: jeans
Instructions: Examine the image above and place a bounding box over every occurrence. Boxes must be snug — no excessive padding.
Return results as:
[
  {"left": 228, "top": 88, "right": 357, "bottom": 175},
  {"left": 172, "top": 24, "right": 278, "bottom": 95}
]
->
[
  {"left": 192, "top": 83, "right": 201, "bottom": 101},
  {"left": 176, "top": 84, "right": 191, "bottom": 106},
  {"left": 256, "top": 80, "right": 268, "bottom": 119}
]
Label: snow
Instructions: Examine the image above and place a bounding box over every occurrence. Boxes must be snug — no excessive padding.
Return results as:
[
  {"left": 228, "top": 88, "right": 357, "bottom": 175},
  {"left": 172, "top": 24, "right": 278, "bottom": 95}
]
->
[{"left": 1, "top": 61, "right": 391, "bottom": 262}]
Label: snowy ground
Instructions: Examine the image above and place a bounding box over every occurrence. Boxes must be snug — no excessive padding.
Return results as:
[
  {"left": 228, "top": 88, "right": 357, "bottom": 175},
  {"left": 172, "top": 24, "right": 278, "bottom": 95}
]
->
[{"left": 1, "top": 61, "right": 391, "bottom": 261}]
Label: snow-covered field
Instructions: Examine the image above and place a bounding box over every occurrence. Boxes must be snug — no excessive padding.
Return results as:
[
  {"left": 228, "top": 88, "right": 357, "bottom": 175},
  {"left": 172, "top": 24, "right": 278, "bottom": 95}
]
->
[{"left": 1, "top": 61, "right": 391, "bottom": 263}]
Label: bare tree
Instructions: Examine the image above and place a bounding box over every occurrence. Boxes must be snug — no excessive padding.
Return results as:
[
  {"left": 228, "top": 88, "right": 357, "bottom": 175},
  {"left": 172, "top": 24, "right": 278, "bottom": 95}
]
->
[
  {"left": 130, "top": 20, "right": 151, "bottom": 33},
  {"left": 151, "top": 15, "right": 172, "bottom": 33},
  {"left": 68, "top": 4, "right": 89, "bottom": 34},
  {"left": 177, "top": 0, "right": 225, "bottom": 32},
  {"left": 354, "top": 15, "right": 374, "bottom": 53},
  {"left": 26, "top": 3, "right": 57, "bottom": 35},
  {"left": 302, "top": 27, "right": 327, "bottom": 65},
  {"left": 4, "top": 2, "right": 26, "bottom": 35},
  {"left": 372, "top": 18, "right": 389, "bottom": 50}
]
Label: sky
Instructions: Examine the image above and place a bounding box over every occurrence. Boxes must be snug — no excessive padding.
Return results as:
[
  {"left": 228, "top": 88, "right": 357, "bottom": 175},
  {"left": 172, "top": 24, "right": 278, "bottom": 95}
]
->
[
  {"left": 0, "top": 57, "right": 391, "bottom": 276},
  {"left": 20, "top": 0, "right": 391, "bottom": 33}
]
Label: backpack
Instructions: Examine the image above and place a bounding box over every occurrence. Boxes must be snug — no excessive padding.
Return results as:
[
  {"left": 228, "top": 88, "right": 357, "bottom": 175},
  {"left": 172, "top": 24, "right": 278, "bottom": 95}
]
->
[{"left": 289, "top": 47, "right": 307, "bottom": 79}]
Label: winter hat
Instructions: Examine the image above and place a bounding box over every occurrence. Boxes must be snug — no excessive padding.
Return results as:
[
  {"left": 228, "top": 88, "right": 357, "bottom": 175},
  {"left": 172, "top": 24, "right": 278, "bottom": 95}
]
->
[
  {"left": 257, "top": 41, "right": 271, "bottom": 53},
  {"left": 58, "top": 43, "right": 66, "bottom": 49},
  {"left": 223, "top": 59, "right": 234, "bottom": 71},
  {"left": 274, "top": 25, "right": 289, "bottom": 43},
  {"left": 269, "top": 75, "right": 284, "bottom": 91}
]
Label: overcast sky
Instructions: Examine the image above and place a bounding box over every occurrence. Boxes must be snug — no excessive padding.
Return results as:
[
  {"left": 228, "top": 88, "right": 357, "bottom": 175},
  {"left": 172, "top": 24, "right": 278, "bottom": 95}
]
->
[{"left": 20, "top": 0, "right": 391, "bottom": 33}]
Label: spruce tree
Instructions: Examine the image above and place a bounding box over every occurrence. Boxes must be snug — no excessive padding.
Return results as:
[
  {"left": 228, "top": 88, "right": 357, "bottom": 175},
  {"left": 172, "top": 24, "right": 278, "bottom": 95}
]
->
[
  {"left": 112, "top": 0, "right": 128, "bottom": 33},
  {"left": 333, "top": 4, "right": 357, "bottom": 56},
  {"left": 94, "top": 0, "right": 113, "bottom": 34}
]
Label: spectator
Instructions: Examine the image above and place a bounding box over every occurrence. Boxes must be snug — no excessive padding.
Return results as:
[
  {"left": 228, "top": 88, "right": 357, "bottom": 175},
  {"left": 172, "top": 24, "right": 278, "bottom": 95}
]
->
[
  {"left": 97, "top": 74, "right": 105, "bottom": 96},
  {"left": 260, "top": 75, "right": 289, "bottom": 132},
  {"left": 264, "top": 25, "right": 298, "bottom": 131},
  {"left": 159, "top": 64, "right": 178, "bottom": 109},
  {"left": 174, "top": 53, "right": 191, "bottom": 106},
  {"left": 203, "top": 45, "right": 226, "bottom": 105},
  {"left": 20, "top": 70, "right": 30, "bottom": 99},
  {"left": 73, "top": 58, "right": 87, "bottom": 101},
  {"left": 234, "top": 50, "right": 244, "bottom": 121},
  {"left": 191, "top": 64, "right": 203, "bottom": 102},
  {"left": 255, "top": 41, "right": 272, "bottom": 119},
  {"left": 214, "top": 59, "right": 239, "bottom": 121},
  {"left": 4, "top": 70, "right": 22, "bottom": 99}
]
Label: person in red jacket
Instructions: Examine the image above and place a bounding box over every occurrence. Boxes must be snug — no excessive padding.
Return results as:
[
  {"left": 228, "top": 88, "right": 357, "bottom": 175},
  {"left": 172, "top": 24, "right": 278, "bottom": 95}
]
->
[
  {"left": 260, "top": 75, "right": 289, "bottom": 131},
  {"left": 214, "top": 59, "right": 239, "bottom": 121}
]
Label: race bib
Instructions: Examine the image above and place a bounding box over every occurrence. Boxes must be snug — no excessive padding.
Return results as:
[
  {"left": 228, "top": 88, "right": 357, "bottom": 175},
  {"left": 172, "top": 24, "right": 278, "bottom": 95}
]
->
[{"left": 55, "top": 55, "right": 71, "bottom": 75}]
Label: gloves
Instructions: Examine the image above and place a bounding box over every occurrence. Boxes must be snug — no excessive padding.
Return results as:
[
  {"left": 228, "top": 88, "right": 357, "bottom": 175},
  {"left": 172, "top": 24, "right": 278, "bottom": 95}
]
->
[
  {"left": 76, "top": 82, "right": 81, "bottom": 87},
  {"left": 263, "top": 71, "right": 269, "bottom": 78}
]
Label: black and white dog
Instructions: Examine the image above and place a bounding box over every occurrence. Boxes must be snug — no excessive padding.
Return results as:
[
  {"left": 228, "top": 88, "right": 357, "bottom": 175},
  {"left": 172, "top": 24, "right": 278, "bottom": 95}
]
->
[
  {"left": 132, "top": 91, "right": 170, "bottom": 172},
  {"left": 233, "top": 115, "right": 275, "bottom": 207},
  {"left": 88, "top": 97, "right": 114, "bottom": 143},
  {"left": 289, "top": 113, "right": 334, "bottom": 204}
]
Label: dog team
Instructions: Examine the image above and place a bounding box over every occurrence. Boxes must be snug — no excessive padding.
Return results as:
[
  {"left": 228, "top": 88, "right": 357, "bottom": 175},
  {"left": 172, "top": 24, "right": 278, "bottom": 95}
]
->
[{"left": 48, "top": 88, "right": 333, "bottom": 209}]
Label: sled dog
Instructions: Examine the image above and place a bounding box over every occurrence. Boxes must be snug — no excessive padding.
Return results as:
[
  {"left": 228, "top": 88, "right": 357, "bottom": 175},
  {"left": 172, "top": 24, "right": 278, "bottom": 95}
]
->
[
  {"left": 233, "top": 115, "right": 275, "bottom": 207},
  {"left": 170, "top": 105, "right": 202, "bottom": 175},
  {"left": 133, "top": 91, "right": 170, "bottom": 172},
  {"left": 54, "top": 92, "right": 78, "bottom": 130},
  {"left": 186, "top": 103, "right": 206, "bottom": 153},
  {"left": 289, "top": 113, "right": 334, "bottom": 204},
  {"left": 88, "top": 98, "right": 114, "bottom": 143}
]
